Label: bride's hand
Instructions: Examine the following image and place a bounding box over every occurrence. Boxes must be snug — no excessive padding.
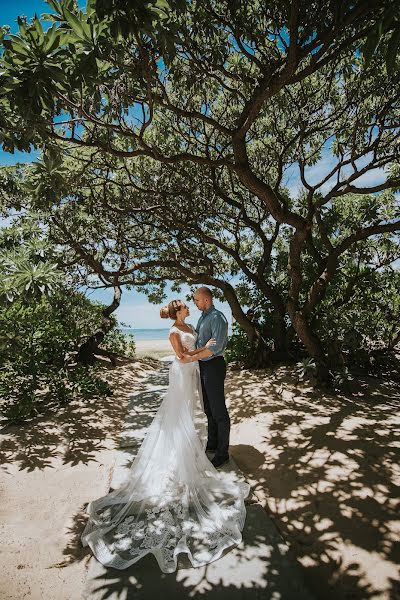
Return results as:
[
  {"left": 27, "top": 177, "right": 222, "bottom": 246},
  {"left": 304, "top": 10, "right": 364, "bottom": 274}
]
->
[
  {"left": 178, "top": 353, "right": 193, "bottom": 363},
  {"left": 205, "top": 338, "right": 217, "bottom": 348}
]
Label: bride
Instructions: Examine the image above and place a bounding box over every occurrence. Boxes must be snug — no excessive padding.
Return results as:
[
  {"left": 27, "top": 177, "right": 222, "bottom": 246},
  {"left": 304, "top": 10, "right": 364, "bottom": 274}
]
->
[{"left": 81, "top": 299, "right": 250, "bottom": 573}]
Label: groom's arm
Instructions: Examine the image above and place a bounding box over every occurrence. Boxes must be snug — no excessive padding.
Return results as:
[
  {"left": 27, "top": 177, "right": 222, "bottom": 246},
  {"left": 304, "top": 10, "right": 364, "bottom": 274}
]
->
[
  {"left": 184, "top": 341, "right": 216, "bottom": 356},
  {"left": 208, "top": 313, "right": 228, "bottom": 356},
  {"left": 192, "top": 347, "right": 214, "bottom": 360},
  {"left": 179, "top": 346, "right": 213, "bottom": 362},
  {"left": 183, "top": 315, "right": 227, "bottom": 361}
]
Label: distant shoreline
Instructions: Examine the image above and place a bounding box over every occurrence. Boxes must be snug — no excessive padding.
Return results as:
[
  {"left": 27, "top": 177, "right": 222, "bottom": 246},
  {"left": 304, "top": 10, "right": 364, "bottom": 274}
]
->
[
  {"left": 119, "top": 327, "right": 170, "bottom": 341},
  {"left": 119, "top": 326, "right": 233, "bottom": 358},
  {"left": 119, "top": 326, "right": 233, "bottom": 342},
  {"left": 134, "top": 339, "right": 173, "bottom": 359}
]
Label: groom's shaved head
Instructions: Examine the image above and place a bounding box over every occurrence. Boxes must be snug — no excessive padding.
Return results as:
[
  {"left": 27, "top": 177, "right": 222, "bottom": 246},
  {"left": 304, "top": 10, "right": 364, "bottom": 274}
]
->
[
  {"left": 194, "top": 286, "right": 213, "bottom": 311},
  {"left": 197, "top": 286, "right": 213, "bottom": 299}
]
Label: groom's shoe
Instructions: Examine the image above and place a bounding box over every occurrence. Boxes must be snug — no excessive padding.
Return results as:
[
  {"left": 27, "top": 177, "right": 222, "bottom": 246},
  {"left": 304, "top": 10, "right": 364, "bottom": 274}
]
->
[{"left": 211, "top": 454, "right": 230, "bottom": 468}]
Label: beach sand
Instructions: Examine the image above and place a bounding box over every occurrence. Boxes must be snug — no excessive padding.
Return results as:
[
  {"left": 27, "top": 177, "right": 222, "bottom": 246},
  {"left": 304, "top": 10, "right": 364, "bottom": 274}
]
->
[
  {"left": 227, "top": 365, "right": 400, "bottom": 600},
  {"left": 134, "top": 338, "right": 173, "bottom": 359},
  {"left": 0, "top": 357, "right": 398, "bottom": 599},
  {"left": 0, "top": 357, "right": 158, "bottom": 600}
]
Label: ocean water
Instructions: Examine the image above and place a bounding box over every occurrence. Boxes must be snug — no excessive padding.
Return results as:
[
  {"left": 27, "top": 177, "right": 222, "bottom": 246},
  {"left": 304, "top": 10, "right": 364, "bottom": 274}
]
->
[
  {"left": 119, "top": 327, "right": 170, "bottom": 341},
  {"left": 119, "top": 326, "right": 233, "bottom": 341}
]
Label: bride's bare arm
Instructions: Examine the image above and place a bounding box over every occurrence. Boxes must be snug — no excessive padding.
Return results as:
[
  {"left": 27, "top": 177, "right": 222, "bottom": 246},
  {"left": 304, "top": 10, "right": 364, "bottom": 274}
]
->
[
  {"left": 169, "top": 332, "right": 186, "bottom": 359},
  {"left": 179, "top": 338, "right": 217, "bottom": 363}
]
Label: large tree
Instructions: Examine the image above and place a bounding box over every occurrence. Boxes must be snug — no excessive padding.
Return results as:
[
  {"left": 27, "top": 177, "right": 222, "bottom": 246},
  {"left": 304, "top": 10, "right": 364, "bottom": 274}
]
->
[
  {"left": 5, "top": 139, "right": 399, "bottom": 377},
  {"left": 0, "top": 0, "right": 399, "bottom": 380}
]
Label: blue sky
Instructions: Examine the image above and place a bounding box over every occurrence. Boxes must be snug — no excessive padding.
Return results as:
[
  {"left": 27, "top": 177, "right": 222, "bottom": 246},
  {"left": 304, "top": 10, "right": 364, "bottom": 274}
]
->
[
  {"left": 1, "top": 0, "right": 50, "bottom": 27},
  {"left": 0, "top": 0, "right": 86, "bottom": 30},
  {"left": 0, "top": 2, "right": 397, "bottom": 327}
]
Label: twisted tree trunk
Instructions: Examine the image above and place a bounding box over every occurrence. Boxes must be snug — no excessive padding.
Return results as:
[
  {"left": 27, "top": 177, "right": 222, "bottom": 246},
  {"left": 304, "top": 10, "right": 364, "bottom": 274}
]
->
[
  {"left": 286, "top": 227, "right": 333, "bottom": 385},
  {"left": 77, "top": 285, "right": 122, "bottom": 367}
]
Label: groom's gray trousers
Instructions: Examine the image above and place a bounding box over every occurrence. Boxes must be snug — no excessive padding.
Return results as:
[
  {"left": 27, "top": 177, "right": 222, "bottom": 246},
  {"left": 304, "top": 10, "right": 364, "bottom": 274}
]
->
[{"left": 199, "top": 356, "right": 230, "bottom": 457}]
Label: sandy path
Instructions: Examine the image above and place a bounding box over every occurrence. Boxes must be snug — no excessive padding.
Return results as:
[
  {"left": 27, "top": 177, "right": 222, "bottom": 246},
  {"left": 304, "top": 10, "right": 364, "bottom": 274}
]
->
[
  {"left": 0, "top": 358, "right": 158, "bottom": 600},
  {"left": 1, "top": 359, "right": 399, "bottom": 599},
  {"left": 134, "top": 339, "right": 172, "bottom": 359}
]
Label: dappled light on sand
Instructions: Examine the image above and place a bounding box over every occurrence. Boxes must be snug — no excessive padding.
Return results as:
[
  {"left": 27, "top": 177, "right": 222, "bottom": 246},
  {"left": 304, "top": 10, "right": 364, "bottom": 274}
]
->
[
  {"left": 0, "top": 358, "right": 163, "bottom": 599},
  {"left": 227, "top": 365, "right": 400, "bottom": 600},
  {"left": 176, "top": 541, "right": 286, "bottom": 594},
  {"left": 1, "top": 358, "right": 399, "bottom": 599},
  {"left": 84, "top": 501, "right": 312, "bottom": 599}
]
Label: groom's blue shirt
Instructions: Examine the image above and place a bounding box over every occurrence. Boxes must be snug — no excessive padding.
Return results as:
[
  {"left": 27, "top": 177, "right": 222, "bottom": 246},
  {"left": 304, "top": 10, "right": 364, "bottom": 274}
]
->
[{"left": 195, "top": 305, "right": 228, "bottom": 361}]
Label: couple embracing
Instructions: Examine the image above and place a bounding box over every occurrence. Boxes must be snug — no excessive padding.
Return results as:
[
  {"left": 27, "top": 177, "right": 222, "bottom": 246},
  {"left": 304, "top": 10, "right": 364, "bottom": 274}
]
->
[
  {"left": 81, "top": 286, "right": 250, "bottom": 574},
  {"left": 161, "top": 286, "right": 230, "bottom": 468}
]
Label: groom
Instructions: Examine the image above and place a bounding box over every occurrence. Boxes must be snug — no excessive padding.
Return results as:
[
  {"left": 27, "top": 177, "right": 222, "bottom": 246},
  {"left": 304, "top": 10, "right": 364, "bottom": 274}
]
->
[{"left": 193, "top": 286, "right": 230, "bottom": 468}]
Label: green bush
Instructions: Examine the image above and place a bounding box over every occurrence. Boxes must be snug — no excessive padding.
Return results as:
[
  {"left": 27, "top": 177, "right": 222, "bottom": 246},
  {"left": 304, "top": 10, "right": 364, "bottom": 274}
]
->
[
  {"left": 102, "top": 326, "right": 136, "bottom": 358},
  {"left": 225, "top": 322, "right": 251, "bottom": 363},
  {"left": 0, "top": 288, "right": 121, "bottom": 424}
]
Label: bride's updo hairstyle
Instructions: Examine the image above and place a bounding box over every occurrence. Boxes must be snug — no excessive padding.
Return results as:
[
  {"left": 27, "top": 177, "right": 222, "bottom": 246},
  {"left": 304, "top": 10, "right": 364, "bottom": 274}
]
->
[{"left": 160, "top": 299, "right": 185, "bottom": 320}]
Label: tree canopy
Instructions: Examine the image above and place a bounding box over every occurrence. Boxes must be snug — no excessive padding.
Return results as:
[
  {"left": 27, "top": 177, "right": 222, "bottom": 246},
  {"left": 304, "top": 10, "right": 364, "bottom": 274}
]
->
[{"left": 0, "top": 0, "right": 399, "bottom": 382}]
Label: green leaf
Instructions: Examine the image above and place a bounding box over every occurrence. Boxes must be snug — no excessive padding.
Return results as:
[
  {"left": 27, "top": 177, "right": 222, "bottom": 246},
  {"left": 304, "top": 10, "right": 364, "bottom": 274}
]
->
[
  {"left": 8, "top": 56, "right": 26, "bottom": 66},
  {"left": 17, "top": 17, "right": 28, "bottom": 38},
  {"left": 150, "top": 7, "right": 170, "bottom": 21},
  {"left": 80, "top": 19, "right": 92, "bottom": 41},
  {"left": 46, "top": 0, "right": 62, "bottom": 14},
  {"left": 7, "top": 35, "right": 31, "bottom": 56},
  {"left": 46, "top": 65, "right": 66, "bottom": 83},
  {"left": 86, "top": 0, "right": 97, "bottom": 17},
  {"left": 43, "top": 24, "right": 60, "bottom": 54},
  {"left": 155, "top": 0, "right": 171, "bottom": 10},
  {"left": 58, "top": 29, "right": 72, "bottom": 45},
  {"left": 63, "top": 8, "right": 85, "bottom": 40},
  {"left": 32, "top": 15, "right": 44, "bottom": 40}
]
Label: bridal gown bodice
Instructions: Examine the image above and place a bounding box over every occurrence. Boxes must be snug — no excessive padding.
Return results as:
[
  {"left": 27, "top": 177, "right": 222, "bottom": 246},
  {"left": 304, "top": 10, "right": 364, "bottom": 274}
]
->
[
  {"left": 168, "top": 325, "right": 201, "bottom": 409},
  {"left": 170, "top": 324, "right": 197, "bottom": 351},
  {"left": 81, "top": 323, "right": 250, "bottom": 573}
]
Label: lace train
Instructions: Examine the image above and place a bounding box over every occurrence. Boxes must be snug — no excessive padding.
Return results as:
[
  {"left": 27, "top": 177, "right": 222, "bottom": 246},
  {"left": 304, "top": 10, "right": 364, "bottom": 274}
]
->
[{"left": 81, "top": 329, "right": 250, "bottom": 573}]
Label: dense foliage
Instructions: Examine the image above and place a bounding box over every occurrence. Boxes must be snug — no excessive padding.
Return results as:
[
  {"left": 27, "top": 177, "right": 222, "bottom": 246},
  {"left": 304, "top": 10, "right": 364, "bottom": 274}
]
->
[
  {"left": 0, "top": 217, "right": 135, "bottom": 424},
  {"left": 0, "top": 0, "right": 399, "bottom": 385}
]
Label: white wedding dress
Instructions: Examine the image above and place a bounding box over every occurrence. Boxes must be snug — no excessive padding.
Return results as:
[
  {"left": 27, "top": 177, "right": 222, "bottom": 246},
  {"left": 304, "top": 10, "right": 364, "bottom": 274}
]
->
[{"left": 81, "top": 325, "right": 251, "bottom": 573}]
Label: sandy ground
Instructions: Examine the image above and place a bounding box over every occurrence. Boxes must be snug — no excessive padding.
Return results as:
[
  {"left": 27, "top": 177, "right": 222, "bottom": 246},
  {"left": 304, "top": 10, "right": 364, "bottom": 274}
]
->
[
  {"left": 0, "top": 358, "right": 399, "bottom": 599},
  {"left": 228, "top": 365, "right": 400, "bottom": 600},
  {"left": 0, "top": 358, "right": 159, "bottom": 600},
  {"left": 134, "top": 339, "right": 172, "bottom": 359}
]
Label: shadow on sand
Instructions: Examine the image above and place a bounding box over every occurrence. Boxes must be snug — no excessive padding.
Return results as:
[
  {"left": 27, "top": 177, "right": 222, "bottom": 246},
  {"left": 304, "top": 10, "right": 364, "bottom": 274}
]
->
[
  {"left": 227, "top": 364, "right": 400, "bottom": 600},
  {"left": 1, "top": 357, "right": 399, "bottom": 599}
]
